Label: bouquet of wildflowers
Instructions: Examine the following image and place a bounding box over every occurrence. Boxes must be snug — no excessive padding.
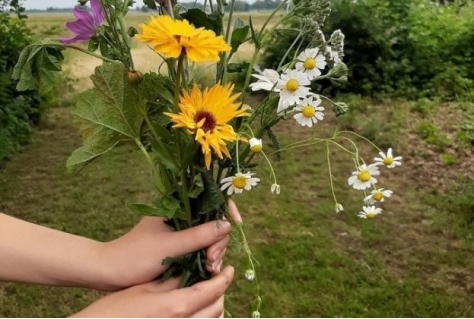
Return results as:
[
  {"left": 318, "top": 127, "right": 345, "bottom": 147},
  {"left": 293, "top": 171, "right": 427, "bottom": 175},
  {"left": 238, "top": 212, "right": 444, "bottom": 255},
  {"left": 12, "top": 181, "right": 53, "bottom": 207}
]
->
[{"left": 13, "top": 0, "right": 403, "bottom": 315}]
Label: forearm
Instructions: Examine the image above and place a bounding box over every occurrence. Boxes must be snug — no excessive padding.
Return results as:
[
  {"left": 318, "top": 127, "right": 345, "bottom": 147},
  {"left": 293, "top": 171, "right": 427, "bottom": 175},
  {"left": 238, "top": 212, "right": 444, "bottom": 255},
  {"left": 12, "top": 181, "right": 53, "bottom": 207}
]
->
[{"left": 0, "top": 213, "right": 111, "bottom": 289}]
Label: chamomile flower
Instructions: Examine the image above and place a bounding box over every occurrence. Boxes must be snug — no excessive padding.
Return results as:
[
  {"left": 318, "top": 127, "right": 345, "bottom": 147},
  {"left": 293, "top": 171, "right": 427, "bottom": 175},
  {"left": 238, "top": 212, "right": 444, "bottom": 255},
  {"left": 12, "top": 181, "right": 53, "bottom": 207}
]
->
[
  {"left": 358, "top": 206, "right": 382, "bottom": 219},
  {"left": 276, "top": 69, "right": 311, "bottom": 113},
  {"left": 374, "top": 148, "right": 402, "bottom": 168},
  {"left": 348, "top": 164, "right": 380, "bottom": 190},
  {"left": 335, "top": 203, "right": 344, "bottom": 213},
  {"left": 271, "top": 183, "right": 281, "bottom": 194},
  {"left": 245, "top": 269, "right": 255, "bottom": 281},
  {"left": 220, "top": 172, "right": 260, "bottom": 195},
  {"left": 363, "top": 188, "right": 393, "bottom": 205},
  {"left": 293, "top": 95, "right": 324, "bottom": 127},
  {"left": 249, "top": 138, "right": 263, "bottom": 153},
  {"left": 249, "top": 68, "right": 280, "bottom": 92},
  {"left": 295, "top": 48, "right": 327, "bottom": 80}
]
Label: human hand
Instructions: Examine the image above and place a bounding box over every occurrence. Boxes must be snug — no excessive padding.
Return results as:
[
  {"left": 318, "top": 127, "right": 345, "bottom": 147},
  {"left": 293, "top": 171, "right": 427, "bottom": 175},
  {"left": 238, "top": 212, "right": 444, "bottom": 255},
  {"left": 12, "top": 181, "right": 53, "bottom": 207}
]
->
[
  {"left": 98, "top": 201, "right": 242, "bottom": 291},
  {"left": 71, "top": 266, "right": 234, "bottom": 318}
]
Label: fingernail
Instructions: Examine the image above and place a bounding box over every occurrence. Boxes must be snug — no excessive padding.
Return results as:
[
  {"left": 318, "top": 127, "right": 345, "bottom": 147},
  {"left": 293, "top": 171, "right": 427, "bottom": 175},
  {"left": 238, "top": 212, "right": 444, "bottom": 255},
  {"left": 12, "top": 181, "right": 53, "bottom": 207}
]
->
[
  {"left": 212, "top": 261, "right": 218, "bottom": 271},
  {"left": 212, "top": 249, "right": 222, "bottom": 261}
]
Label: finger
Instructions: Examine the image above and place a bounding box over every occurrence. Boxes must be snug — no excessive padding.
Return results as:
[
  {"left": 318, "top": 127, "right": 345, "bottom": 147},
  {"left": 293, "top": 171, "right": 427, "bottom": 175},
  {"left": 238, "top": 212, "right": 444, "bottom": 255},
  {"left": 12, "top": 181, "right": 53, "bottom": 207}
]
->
[
  {"left": 206, "top": 248, "right": 226, "bottom": 274},
  {"left": 164, "top": 266, "right": 234, "bottom": 317},
  {"left": 168, "top": 220, "right": 231, "bottom": 257},
  {"left": 143, "top": 277, "right": 181, "bottom": 293},
  {"left": 190, "top": 296, "right": 225, "bottom": 318},
  {"left": 228, "top": 199, "right": 243, "bottom": 224},
  {"left": 206, "top": 235, "right": 229, "bottom": 262}
]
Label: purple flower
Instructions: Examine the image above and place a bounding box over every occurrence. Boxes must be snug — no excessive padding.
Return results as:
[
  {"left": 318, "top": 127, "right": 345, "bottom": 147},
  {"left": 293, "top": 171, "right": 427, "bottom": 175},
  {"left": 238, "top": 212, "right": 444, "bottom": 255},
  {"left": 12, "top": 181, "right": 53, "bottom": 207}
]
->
[{"left": 61, "top": 0, "right": 104, "bottom": 45}]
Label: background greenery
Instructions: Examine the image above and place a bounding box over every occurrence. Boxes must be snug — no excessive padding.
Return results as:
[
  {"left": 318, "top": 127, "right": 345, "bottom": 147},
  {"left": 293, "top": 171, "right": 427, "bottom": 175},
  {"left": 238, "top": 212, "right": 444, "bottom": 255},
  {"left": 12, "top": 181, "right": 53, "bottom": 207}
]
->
[{"left": 1, "top": 0, "right": 474, "bottom": 317}]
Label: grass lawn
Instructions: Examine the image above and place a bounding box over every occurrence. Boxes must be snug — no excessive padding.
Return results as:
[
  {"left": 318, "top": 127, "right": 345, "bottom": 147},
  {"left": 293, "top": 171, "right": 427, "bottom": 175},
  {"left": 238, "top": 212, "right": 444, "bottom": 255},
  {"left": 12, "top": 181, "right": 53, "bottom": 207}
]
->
[{"left": 1, "top": 100, "right": 474, "bottom": 317}]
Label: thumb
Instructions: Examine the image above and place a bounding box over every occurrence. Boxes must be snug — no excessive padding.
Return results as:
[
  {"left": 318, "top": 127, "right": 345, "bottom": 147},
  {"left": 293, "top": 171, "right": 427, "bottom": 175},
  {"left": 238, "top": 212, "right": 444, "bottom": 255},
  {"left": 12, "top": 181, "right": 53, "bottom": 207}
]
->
[{"left": 167, "top": 220, "right": 231, "bottom": 256}]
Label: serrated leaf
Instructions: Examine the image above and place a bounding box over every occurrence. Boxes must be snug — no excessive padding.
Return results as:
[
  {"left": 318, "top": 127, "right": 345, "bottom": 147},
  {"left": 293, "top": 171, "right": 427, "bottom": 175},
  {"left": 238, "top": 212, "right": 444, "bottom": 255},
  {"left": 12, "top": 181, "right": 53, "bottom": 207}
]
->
[
  {"left": 230, "top": 24, "right": 249, "bottom": 54},
  {"left": 198, "top": 168, "right": 225, "bottom": 214},
  {"left": 67, "top": 62, "right": 144, "bottom": 173},
  {"left": 12, "top": 42, "right": 65, "bottom": 91},
  {"left": 143, "top": 0, "right": 157, "bottom": 10},
  {"left": 181, "top": 9, "right": 223, "bottom": 35}
]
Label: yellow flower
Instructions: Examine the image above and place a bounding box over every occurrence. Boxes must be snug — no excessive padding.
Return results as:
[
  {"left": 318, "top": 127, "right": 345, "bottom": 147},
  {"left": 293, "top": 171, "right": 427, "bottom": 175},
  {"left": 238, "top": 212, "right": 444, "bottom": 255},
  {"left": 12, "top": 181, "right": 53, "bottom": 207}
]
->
[
  {"left": 136, "top": 15, "right": 230, "bottom": 62},
  {"left": 165, "top": 83, "right": 249, "bottom": 169}
]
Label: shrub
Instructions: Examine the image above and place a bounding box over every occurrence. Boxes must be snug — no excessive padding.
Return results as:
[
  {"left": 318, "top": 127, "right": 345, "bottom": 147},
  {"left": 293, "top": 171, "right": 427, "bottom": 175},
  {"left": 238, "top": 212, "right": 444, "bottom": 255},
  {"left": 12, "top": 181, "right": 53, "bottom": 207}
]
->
[
  {"left": 0, "top": 1, "right": 48, "bottom": 163},
  {"left": 261, "top": 0, "right": 474, "bottom": 100}
]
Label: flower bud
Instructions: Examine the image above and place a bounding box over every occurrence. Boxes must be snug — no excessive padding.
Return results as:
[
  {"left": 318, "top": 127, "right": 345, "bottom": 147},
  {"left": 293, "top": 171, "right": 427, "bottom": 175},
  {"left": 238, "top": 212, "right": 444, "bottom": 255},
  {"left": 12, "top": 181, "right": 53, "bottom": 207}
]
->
[
  {"left": 271, "top": 183, "right": 281, "bottom": 195},
  {"left": 332, "top": 102, "right": 349, "bottom": 117},
  {"left": 245, "top": 269, "right": 255, "bottom": 281},
  {"left": 327, "top": 62, "right": 348, "bottom": 79},
  {"left": 126, "top": 70, "right": 144, "bottom": 86},
  {"left": 249, "top": 138, "right": 263, "bottom": 153},
  {"left": 252, "top": 311, "right": 261, "bottom": 318},
  {"left": 335, "top": 203, "right": 344, "bottom": 213}
]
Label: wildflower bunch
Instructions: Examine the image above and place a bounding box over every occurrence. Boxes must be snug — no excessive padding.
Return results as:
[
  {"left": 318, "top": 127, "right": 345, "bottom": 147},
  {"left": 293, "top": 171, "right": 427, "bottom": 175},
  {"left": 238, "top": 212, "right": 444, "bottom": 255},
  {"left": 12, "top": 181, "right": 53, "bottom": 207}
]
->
[{"left": 12, "top": 0, "right": 403, "bottom": 316}]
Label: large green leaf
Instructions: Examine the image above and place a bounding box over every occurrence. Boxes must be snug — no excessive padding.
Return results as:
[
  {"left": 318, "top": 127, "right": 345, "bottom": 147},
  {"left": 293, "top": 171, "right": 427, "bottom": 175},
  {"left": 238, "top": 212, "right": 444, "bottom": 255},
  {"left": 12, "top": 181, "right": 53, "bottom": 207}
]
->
[
  {"left": 230, "top": 18, "right": 249, "bottom": 54},
  {"left": 67, "top": 62, "right": 144, "bottom": 173},
  {"left": 12, "top": 42, "right": 64, "bottom": 91},
  {"left": 181, "top": 9, "right": 223, "bottom": 35}
]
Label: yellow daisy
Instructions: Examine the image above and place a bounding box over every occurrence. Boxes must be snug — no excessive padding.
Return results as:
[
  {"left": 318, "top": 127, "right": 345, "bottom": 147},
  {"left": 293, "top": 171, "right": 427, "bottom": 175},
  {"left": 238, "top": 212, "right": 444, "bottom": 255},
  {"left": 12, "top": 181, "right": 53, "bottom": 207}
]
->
[
  {"left": 164, "top": 83, "right": 249, "bottom": 169},
  {"left": 136, "top": 15, "right": 230, "bottom": 62}
]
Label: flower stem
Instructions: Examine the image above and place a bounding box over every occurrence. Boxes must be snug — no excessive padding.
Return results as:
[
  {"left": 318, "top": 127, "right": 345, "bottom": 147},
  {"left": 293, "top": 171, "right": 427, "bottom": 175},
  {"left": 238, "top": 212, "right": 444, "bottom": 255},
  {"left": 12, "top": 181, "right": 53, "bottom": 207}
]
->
[{"left": 326, "top": 143, "right": 338, "bottom": 205}]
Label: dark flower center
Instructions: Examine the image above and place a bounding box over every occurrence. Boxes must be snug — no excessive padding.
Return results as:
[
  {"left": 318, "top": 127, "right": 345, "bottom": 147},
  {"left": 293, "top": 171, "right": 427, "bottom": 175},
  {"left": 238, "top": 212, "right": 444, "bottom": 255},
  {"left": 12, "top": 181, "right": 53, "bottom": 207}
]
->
[{"left": 194, "top": 111, "right": 217, "bottom": 133}]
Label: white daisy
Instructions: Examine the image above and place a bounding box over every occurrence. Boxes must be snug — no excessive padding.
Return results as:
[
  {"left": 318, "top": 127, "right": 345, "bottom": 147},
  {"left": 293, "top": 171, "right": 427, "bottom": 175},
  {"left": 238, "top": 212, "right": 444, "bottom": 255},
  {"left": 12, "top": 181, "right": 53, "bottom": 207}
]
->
[
  {"left": 374, "top": 148, "right": 402, "bottom": 168},
  {"left": 249, "top": 68, "right": 280, "bottom": 92},
  {"left": 295, "top": 48, "right": 327, "bottom": 80},
  {"left": 271, "top": 183, "right": 281, "bottom": 195},
  {"left": 358, "top": 206, "right": 382, "bottom": 219},
  {"left": 293, "top": 95, "right": 324, "bottom": 127},
  {"left": 335, "top": 203, "right": 344, "bottom": 213},
  {"left": 363, "top": 188, "right": 393, "bottom": 205},
  {"left": 276, "top": 69, "right": 311, "bottom": 113},
  {"left": 220, "top": 172, "right": 260, "bottom": 195},
  {"left": 348, "top": 164, "right": 380, "bottom": 190},
  {"left": 249, "top": 138, "right": 263, "bottom": 153}
]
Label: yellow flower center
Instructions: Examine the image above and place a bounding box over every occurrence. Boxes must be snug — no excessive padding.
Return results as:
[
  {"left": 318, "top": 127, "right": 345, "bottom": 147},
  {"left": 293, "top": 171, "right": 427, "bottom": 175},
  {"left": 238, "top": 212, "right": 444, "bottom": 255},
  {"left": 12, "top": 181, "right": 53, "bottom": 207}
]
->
[
  {"left": 285, "top": 79, "right": 299, "bottom": 92},
  {"left": 383, "top": 157, "right": 393, "bottom": 165},
  {"left": 357, "top": 170, "right": 371, "bottom": 182},
  {"left": 302, "top": 105, "right": 315, "bottom": 118},
  {"left": 250, "top": 145, "right": 263, "bottom": 153},
  {"left": 303, "top": 58, "right": 316, "bottom": 70},
  {"left": 372, "top": 192, "right": 383, "bottom": 201},
  {"left": 366, "top": 212, "right": 376, "bottom": 219},
  {"left": 194, "top": 111, "right": 217, "bottom": 133},
  {"left": 232, "top": 176, "right": 247, "bottom": 189}
]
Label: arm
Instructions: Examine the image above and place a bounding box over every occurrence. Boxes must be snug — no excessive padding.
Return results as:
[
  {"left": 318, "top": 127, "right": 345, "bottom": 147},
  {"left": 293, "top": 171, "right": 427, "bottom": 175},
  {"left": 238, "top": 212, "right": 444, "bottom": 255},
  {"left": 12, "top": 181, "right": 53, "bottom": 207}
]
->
[
  {"left": 0, "top": 213, "right": 109, "bottom": 289},
  {"left": 0, "top": 200, "right": 240, "bottom": 291}
]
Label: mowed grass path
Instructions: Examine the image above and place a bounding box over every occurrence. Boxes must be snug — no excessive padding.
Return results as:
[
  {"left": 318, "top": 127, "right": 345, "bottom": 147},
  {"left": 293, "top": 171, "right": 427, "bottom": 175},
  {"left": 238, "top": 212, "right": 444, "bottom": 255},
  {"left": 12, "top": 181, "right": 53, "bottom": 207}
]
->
[{"left": 1, "top": 106, "right": 474, "bottom": 317}]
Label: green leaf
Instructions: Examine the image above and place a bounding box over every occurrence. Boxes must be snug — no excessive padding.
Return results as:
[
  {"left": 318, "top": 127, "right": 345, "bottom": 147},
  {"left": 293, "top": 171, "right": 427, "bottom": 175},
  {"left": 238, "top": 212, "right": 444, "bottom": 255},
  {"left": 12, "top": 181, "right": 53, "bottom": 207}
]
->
[
  {"left": 181, "top": 9, "right": 223, "bottom": 35},
  {"left": 140, "top": 72, "right": 175, "bottom": 107},
  {"left": 156, "top": 195, "right": 182, "bottom": 219},
  {"left": 88, "top": 38, "right": 100, "bottom": 52},
  {"left": 230, "top": 19, "right": 249, "bottom": 53},
  {"left": 67, "top": 62, "right": 144, "bottom": 173},
  {"left": 12, "top": 42, "right": 65, "bottom": 91},
  {"left": 127, "top": 203, "right": 161, "bottom": 216},
  {"left": 188, "top": 173, "right": 204, "bottom": 198},
  {"left": 143, "top": 0, "right": 157, "bottom": 10},
  {"left": 227, "top": 62, "right": 250, "bottom": 73},
  {"left": 198, "top": 168, "right": 225, "bottom": 214},
  {"left": 181, "top": 136, "right": 198, "bottom": 169},
  {"left": 150, "top": 139, "right": 180, "bottom": 173}
]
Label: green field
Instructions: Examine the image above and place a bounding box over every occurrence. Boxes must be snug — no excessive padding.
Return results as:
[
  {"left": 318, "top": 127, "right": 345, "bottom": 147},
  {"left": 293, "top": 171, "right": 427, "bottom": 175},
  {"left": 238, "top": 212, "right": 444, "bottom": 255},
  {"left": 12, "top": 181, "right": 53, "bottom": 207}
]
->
[{"left": 1, "top": 11, "right": 474, "bottom": 318}]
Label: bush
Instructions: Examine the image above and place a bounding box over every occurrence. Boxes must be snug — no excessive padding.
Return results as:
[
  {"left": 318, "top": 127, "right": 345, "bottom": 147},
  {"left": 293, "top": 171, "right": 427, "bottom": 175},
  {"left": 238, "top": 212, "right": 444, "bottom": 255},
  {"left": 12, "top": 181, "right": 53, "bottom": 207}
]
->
[
  {"left": 0, "top": 2, "right": 48, "bottom": 163},
  {"left": 261, "top": 0, "right": 474, "bottom": 100}
]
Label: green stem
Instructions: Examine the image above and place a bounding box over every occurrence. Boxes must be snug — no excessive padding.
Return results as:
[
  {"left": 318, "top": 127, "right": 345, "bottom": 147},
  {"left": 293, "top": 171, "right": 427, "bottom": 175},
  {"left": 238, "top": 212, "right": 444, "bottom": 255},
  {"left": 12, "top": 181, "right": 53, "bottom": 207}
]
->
[
  {"left": 65, "top": 45, "right": 117, "bottom": 63},
  {"left": 117, "top": 14, "right": 135, "bottom": 70},
  {"left": 326, "top": 143, "right": 338, "bottom": 205}
]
